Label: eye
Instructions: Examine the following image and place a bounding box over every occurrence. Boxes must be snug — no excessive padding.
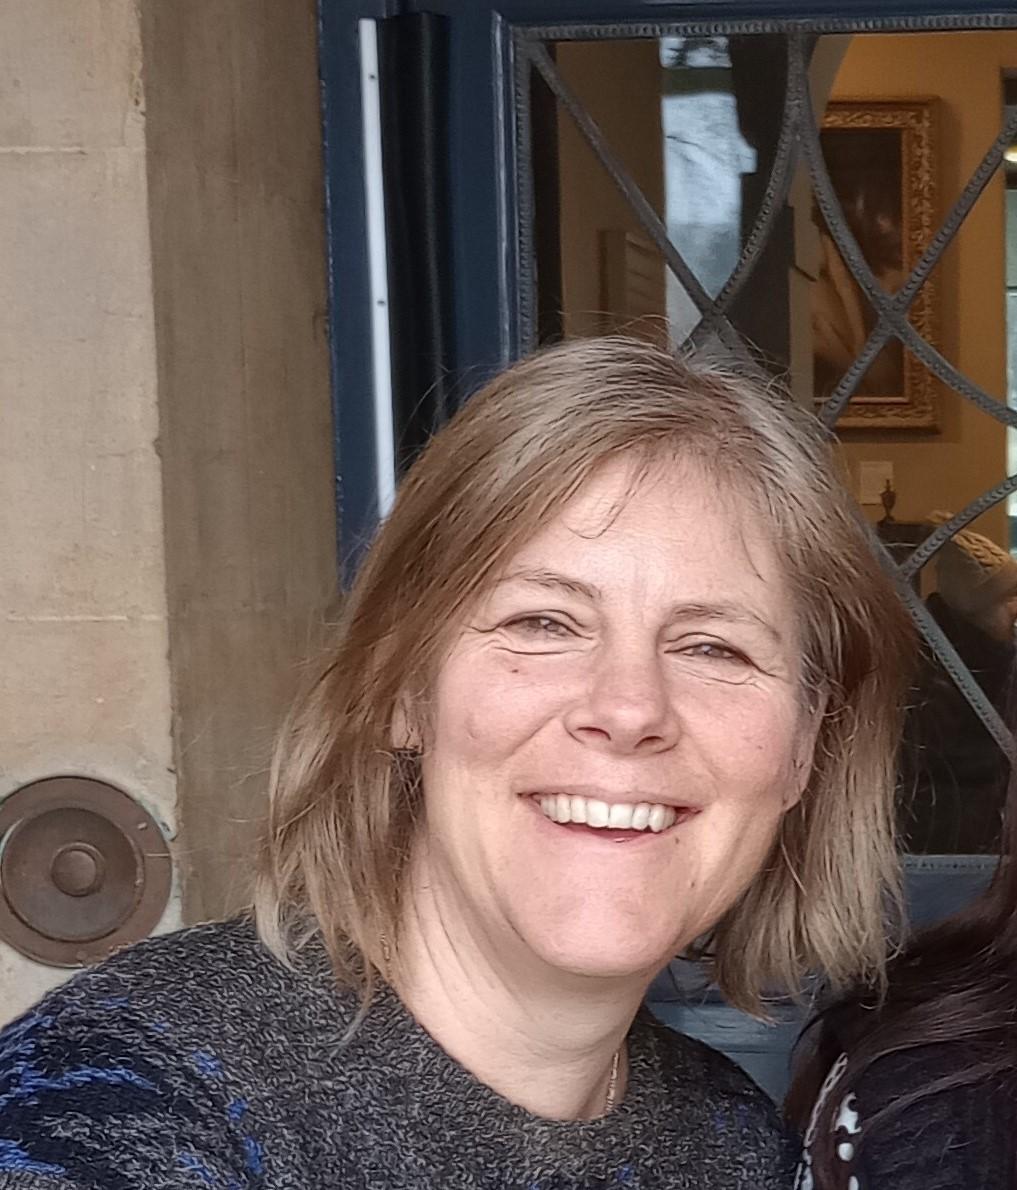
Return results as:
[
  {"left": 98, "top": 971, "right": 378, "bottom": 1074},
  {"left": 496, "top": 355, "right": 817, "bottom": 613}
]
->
[
  {"left": 672, "top": 640, "right": 748, "bottom": 665},
  {"left": 505, "top": 615, "right": 574, "bottom": 639}
]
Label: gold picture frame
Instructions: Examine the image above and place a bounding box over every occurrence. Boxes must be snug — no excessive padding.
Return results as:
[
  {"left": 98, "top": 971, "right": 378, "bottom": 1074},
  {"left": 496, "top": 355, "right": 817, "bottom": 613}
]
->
[{"left": 812, "top": 99, "right": 938, "bottom": 430}]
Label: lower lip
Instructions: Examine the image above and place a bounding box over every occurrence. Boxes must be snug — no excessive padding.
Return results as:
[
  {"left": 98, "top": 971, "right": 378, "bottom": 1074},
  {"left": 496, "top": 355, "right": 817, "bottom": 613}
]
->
[{"left": 528, "top": 800, "right": 698, "bottom": 842}]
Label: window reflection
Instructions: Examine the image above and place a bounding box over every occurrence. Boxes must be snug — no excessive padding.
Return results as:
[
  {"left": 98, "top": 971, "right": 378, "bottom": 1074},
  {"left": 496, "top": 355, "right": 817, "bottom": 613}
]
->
[
  {"left": 542, "top": 30, "right": 1017, "bottom": 854},
  {"left": 659, "top": 36, "right": 756, "bottom": 342}
]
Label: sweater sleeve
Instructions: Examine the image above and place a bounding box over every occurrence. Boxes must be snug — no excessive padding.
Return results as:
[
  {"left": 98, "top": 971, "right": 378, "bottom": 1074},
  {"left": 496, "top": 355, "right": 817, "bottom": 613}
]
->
[
  {"left": 0, "top": 994, "right": 266, "bottom": 1190},
  {"left": 0, "top": 1177, "right": 87, "bottom": 1190}
]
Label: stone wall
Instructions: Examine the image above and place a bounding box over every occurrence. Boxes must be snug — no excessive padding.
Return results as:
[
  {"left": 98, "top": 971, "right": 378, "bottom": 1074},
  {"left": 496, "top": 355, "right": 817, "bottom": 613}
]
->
[
  {"left": 0, "top": 0, "right": 178, "bottom": 1018},
  {"left": 0, "top": 0, "right": 336, "bottom": 1021},
  {"left": 141, "top": 0, "right": 336, "bottom": 921}
]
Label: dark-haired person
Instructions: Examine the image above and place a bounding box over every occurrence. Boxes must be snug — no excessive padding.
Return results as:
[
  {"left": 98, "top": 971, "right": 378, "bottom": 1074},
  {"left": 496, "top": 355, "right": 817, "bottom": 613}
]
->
[
  {"left": 0, "top": 338, "right": 913, "bottom": 1189},
  {"left": 790, "top": 710, "right": 1017, "bottom": 1189}
]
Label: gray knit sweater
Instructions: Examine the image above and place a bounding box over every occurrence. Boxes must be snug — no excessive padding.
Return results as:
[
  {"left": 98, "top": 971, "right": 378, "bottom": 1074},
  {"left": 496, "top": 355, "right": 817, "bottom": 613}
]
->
[{"left": 0, "top": 919, "right": 795, "bottom": 1188}]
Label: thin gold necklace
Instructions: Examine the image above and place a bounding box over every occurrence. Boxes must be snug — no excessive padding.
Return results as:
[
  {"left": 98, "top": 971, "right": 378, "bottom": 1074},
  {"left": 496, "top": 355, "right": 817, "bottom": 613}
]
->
[{"left": 603, "top": 1046, "right": 622, "bottom": 1114}]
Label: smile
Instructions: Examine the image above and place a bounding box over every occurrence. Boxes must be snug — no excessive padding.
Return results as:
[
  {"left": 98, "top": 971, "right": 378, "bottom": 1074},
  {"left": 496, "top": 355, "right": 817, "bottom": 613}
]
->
[{"left": 534, "top": 793, "right": 692, "bottom": 833}]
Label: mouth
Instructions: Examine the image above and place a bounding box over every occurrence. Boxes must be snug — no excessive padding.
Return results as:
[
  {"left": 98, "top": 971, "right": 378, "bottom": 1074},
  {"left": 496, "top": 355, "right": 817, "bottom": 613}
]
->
[{"left": 531, "top": 792, "right": 699, "bottom": 835}]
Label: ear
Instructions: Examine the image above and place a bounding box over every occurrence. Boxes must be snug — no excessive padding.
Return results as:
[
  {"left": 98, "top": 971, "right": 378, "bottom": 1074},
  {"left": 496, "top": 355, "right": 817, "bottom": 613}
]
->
[{"left": 783, "top": 693, "right": 827, "bottom": 811}]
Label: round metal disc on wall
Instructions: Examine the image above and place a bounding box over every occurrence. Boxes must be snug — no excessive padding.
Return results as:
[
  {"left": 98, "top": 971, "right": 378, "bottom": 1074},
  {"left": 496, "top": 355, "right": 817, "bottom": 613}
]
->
[{"left": 0, "top": 777, "right": 172, "bottom": 967}]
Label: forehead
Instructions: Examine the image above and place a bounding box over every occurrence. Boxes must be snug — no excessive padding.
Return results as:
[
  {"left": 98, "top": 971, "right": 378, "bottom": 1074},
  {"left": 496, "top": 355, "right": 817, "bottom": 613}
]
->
[{"left": 497, "top": 457, "right": 787, "bottom": 603}]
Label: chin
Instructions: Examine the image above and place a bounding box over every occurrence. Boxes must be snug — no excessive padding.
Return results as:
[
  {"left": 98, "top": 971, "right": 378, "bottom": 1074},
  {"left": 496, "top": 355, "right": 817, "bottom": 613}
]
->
[{"left": 528, "top": 925, "right": 681, "bottom": 983}]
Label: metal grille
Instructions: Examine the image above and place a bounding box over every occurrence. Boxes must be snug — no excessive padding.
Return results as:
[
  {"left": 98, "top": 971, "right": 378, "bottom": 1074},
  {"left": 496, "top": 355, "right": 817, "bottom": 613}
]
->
[{"left": 513, "top": 21, "right": 1017, "bottom": 792}]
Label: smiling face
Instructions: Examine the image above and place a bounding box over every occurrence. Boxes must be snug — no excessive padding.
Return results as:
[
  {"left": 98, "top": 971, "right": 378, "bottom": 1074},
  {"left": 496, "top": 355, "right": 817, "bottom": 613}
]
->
[{"left": 412, "top": 455, "right": 817, "bottom": 982}]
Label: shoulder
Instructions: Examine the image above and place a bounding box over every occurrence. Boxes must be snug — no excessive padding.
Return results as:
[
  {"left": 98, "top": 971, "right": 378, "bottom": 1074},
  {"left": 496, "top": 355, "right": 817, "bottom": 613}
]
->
[
  {"left": 0, "top": 918, "right": 346, "bottom": 1188},
  {"left": 637, "top": 1012, "right": 797, "bottom": 1185},
  {"left": 36, "top": 916, "right": 286, "bottom": 1010},
  {"left": 6, "top": 916, "right": 349, "bottom": 1042},
  {"left": 641, "top": 1009, "right": 779, "bottom": 1110},
  {"left": 1, "top": 918, "right": 304, "bottom": 1066}
]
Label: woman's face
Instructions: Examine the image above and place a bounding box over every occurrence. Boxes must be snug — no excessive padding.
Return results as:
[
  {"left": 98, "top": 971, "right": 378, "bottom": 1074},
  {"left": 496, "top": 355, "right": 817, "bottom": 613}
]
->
[{"left": 415, "top": 458, "right": 817, "bottom": 981}]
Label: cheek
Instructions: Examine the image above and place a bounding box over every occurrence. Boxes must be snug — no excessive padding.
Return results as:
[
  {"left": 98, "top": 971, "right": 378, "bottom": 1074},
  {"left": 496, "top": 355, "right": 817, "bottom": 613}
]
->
[
  {"left": 692, "top": 689, "right": 803, "bottom": 795},
  {"left": 432, "top": 652, "right": 575, "bottom": 756}
]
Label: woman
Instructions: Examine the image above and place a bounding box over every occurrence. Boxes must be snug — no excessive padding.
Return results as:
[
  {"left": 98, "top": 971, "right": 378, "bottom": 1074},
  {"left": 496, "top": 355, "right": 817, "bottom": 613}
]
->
[
  {"left": 0, "top": 337, "right": 912, "bottom": 1188},
  {"left": 790, "top": 695, "right": 1017, "bottom": 1189}
]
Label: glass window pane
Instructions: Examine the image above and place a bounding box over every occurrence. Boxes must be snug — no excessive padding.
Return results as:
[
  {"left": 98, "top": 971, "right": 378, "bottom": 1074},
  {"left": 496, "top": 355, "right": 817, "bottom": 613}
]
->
[{"left": 534, "top": 27, "right": 1017, "bottom": 854}]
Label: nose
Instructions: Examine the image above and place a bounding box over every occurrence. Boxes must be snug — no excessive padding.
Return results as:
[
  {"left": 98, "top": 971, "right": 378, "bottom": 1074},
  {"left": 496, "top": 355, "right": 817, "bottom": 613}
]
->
[{"left": 563, "top": 641, "right": 680, "bottom": 755}]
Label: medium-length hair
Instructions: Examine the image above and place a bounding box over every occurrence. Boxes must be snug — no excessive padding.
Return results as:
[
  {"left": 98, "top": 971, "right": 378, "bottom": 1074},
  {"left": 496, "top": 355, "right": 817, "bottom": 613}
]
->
[{"left": 255, "top": 335, "right": 915, "bottom": 1015}]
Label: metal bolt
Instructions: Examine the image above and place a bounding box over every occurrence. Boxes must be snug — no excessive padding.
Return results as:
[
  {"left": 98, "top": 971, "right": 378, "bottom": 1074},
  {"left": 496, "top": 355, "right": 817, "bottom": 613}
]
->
[{"left": 50, "top": 844, "right": 105, "bottom": 898}]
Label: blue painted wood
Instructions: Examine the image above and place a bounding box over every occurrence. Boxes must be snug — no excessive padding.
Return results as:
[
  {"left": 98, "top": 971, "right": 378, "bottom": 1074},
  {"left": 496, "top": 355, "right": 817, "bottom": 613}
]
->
[
  {"left": 441, "top": 7, "right": 520, "bottom": 389},
  {"left": 319, "top": 0, "right": 527, "bottom": 579}
]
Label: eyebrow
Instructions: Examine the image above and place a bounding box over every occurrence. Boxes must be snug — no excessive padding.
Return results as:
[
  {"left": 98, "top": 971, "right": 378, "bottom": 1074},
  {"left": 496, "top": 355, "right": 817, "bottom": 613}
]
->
[
  {"left": 499, "top": 569, "right": 783, "bottom": 643},
  {"left": 666, "top": 602, "right": 784, "bottom": 644},
  {"left": 499, "top": 567, "right": 601, "bottom": 601}
]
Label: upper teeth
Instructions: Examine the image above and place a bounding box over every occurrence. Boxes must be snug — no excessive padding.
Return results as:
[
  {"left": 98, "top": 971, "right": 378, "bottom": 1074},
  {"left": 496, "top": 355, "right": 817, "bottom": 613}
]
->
[{"left": 537, "top": 795, "right": 678, "bottom": 833}]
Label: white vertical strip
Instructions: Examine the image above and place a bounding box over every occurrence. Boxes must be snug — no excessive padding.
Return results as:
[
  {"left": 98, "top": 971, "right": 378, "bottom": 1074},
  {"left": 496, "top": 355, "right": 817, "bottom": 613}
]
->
[{"left": 359, "top": 18, "right": 396, "bottom": 518}]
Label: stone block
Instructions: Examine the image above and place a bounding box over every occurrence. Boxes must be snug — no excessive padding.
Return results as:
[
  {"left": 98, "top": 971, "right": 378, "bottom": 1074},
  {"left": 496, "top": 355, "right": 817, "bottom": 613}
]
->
[{"left": 0, "top": 0, "right": 144, "bottom": 150}]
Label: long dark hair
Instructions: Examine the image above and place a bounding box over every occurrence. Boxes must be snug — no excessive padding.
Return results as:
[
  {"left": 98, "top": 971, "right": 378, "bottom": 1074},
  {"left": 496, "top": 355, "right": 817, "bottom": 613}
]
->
[{"left": 787, "top": 755, "right": 1017, "bottom": 1177}]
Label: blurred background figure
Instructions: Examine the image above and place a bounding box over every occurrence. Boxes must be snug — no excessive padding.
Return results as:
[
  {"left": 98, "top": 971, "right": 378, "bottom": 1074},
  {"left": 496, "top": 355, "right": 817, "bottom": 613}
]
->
[{"left": 900, "top": 516, "right": 1017, "bottom": 855}]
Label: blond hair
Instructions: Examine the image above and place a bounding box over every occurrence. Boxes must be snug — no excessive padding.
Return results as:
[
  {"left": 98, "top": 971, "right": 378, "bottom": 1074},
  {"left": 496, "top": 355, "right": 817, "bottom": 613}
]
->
[{"left": 255, "top": 336, "right": 915, "bottom": 1015}]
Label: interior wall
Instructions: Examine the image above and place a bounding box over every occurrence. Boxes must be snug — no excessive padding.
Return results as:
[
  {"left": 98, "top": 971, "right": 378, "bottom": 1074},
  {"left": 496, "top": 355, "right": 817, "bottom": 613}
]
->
[
  {"left": 141, "top": 0, "right": 337, "bottom": 921},
  {"left": 0, "top": 0, "right": 179, "bottom": 1020},
  {"left": 829, "top": 31, "right": 1017, "bottom": 545}
]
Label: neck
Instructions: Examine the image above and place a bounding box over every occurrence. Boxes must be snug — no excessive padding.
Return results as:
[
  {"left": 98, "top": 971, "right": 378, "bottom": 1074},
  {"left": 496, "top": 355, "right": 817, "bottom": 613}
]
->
[{"left": 393, "top": 848, "right": 646, "bottom": 1121}]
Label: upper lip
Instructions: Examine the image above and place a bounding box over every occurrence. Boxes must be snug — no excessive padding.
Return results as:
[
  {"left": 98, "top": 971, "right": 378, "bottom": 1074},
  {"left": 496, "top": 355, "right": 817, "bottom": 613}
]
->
[{"left": 522, "top": 785, "right": 701, "bottom": 810}]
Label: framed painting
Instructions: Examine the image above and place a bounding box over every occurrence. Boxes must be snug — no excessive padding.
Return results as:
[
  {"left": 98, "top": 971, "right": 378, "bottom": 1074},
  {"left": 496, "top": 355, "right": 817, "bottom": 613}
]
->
[{"left": 811, "top": 99, "right": 938, "bottom": 430}]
